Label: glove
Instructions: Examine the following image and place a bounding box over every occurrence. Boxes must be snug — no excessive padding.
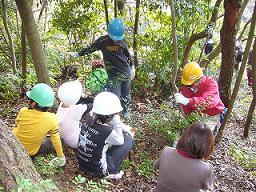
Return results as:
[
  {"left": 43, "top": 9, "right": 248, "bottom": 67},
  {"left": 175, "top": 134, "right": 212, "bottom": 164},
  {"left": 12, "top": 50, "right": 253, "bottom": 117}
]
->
[
  {"left": 110, "top": 114, "right": 121, "bottom": 125},
  {"left": 49, "top": 156, "right": 66, "bottom": 167},
  {"left": 67, "top": 51, "right": 79, "bottom": 59},
  {"left": 174, "top": 93, "right": 189, "bottom": 106},
  {"left": 130, "top": 65, "right": 135, "bottom": 80}
]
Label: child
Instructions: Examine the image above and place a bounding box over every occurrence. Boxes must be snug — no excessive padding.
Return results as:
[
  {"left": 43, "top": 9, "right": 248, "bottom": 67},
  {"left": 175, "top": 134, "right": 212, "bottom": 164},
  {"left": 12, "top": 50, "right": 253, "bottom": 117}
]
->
[
  {"left": 85, "top": 59, "right": 108, "bottom": 94},
  {"left": 12, "top": 83, "right": 65, "bottom": 166},
  {"left": 153, "top": 122, "right": 214, "bottom": 192},
  {"left": 57, "top": 80, "right": 92, "bottom": 148},
  {"left": 77, "top": 92, "right": 134, "bottom": 179}
]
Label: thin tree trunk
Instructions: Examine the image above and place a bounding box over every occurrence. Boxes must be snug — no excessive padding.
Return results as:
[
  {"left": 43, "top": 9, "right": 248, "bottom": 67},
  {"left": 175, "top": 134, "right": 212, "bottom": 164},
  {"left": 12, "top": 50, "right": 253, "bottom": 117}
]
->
[
  {"left": 103, "top": 0, "right": 109, "bottom": 26},
  {"left": 200, "top": 18, "right": 252, "bottom": 68},
  {"left": 21, "top": 22, "right": 27, "bottom": 97},
  {"left": 117, "top": 0, "right": 125, "bottom": 16},
  {"left": 170, "top": 0, "right": 178, "bottom": 93},
  {"left": 1, "top": 0, "right": 17, "bottom": 74},
  {"left": 200, "top": 43, "right": 221, "bottom": 68},
  {"left": 238, "top": 18, "right": 252, "bottom": 40},
  {"left": 197, "top": 0, "right": 223, "bottom": 64},
  {"left": 114, "top": 0, "right": 117, "bottom": 18},
  {"left": 243, "top": 37, "right": 256, "bottom": 138},
  {"left": 216, "top": 0, "right": 256, "bottom": 144},
  {"left": 218, "top": 0, "right": 240, "bottom": 107},
  {"left": 0, "top": 120, "right": 41, "bottom": 191},
  {"left": 209, "top": 0, "right": 223, "bottom": 23},
  {"left": 38, "top": 0, "right": 48, "bottom": 21},
  {"left": 182, "top": 31, "right": 209, "bottom": 67},
  {"left": 132, "top": 0, "right": 140, "bottom": 67},
  {"left": 15, "top": 0, "right": 50, "bottom": 84},
  {"left": 236, "top": 0, "right": 249, "bottom": 31},
  {"left": 181, "top": 0, "right": 223, "bottom": 68}
]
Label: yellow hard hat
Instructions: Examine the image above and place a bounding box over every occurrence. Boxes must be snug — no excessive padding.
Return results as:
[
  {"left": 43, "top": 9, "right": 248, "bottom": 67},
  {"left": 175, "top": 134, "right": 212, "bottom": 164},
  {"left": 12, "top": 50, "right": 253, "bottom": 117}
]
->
[{"left": 181, "top": 62, "right": 203, "bottom": 85}]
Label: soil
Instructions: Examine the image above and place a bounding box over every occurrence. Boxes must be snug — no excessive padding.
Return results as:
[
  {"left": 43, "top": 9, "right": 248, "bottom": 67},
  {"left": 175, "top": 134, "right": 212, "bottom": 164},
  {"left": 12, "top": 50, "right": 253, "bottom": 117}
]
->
[{"left": 1, "top": 93, "right": 255, "bottom": 192}]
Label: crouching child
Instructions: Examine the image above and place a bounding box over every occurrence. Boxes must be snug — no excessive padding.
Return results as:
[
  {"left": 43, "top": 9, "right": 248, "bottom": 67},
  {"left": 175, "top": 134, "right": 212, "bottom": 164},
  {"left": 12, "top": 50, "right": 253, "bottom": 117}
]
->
[
  {"left": 12, "top": 83, "right": 66, "bottom": 167},
  {"left": 77, "top": 92, "right": 134, "bottom": 179}
]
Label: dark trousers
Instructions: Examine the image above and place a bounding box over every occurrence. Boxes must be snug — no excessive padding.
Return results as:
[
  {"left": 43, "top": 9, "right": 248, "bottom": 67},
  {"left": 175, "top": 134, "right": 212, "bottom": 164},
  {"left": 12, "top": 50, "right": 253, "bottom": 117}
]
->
[
  {"left": 33, "top": 136, "right": 63, "bottom": 157},
  {"left": 106, "top": 134, "right": 134, "bottom": 174},
  {"left": 107, "top": 73, "right": 131, "bottom": 114}
]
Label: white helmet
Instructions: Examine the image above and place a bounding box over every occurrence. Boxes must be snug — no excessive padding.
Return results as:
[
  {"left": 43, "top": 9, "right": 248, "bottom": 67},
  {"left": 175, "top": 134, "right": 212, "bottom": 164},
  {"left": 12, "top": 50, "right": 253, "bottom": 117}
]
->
[
  {"left": 92, "top": 92, "right": 123, "bottom": 115},
  {"left": 58, "top": 80, "right": 82, "bottom": 107}
]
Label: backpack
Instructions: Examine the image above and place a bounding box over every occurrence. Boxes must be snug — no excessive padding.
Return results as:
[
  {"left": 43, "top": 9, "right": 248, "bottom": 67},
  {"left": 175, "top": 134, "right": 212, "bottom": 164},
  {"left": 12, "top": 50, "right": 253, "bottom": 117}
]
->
[{"left": 85, "top": 68, "right": 108, "bottom": 93}]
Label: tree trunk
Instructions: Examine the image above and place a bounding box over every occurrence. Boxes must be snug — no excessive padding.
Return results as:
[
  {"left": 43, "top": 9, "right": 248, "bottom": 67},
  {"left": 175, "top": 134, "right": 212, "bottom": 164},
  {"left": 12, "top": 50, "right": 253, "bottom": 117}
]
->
[
  {"left": 236, "top": 0, "right": 250, "bottom": 31},
  {"left": 218, "top": 0, "right": 240, "bottom": 107},
  {"left": 200, "top": 43, "right": 221, "bottom": 68},
  {"left": 216, "top": 0, "right": 256, "bottom": 144},
  {"left": 21, "top": 21, "right": 27, "bottom": 97},
  {"left": 243, "top": 37, "right": 256, "bottom": 138},
  {"left": 132, "top": 0, "right": 140, "bottom": 67},
  {"left": 114, "top": 0, "right": 117, "bottom": 18},
  {"left": 117, "top": 0, "right": 125, "bottom": 16},
  {"left": 0, "top": 119, "right": 41, "bottom": 191},
  {"left": 181, "top": 0, "right": 223, "bottom": 68},
  {"left": 15, "top": 0, "right": 50, "bottom": 84},
  {"left": 200, "top": 11, "right": 252, "bottom": 68},
  {"left": 170, "top": 0, "right": 178, "bottom": 93},
  {"left": 1, "top": 0, "right": 17, "bottom": 74},
  {"left": 238, "top": 18, "right": 252, "bottom": 41},
  {"left": 103, "top": 0, "right": 109, "bottom": 26}
]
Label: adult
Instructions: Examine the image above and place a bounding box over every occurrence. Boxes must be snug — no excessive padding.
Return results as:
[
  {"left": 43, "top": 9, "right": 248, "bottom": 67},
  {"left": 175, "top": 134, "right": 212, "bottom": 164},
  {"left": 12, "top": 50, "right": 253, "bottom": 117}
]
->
[
  {"left": 77, "top": 92, "right": 134, "bottom": 179},
  {"left": 153, "top": 122, "right": 214, "bottom": 192},
  {"left": 174, "top": 62, "right": 225, "bottom": 133},
  {"left": 69, "top": 18, "right": 135, "bottom": 119}
]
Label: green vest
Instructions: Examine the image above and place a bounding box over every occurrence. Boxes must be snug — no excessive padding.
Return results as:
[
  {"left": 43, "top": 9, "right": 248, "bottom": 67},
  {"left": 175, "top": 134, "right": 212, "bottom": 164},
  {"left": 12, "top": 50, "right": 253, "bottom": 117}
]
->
[{"left": 86, "top": 68, "right": 108, "bottom": 93}]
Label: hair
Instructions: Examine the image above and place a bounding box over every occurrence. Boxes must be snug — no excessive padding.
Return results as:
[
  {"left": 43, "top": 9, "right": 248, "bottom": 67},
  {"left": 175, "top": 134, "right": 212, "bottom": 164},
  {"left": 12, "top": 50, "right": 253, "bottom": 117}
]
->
[
  {"left": 176, "top": 122, "right": 215, "bottom": 159},
  {"left": 90, "top": 114, "right": 115, "bottom": 126},
  {"left": 28, "top": 99, "right": 49, "bottom": 112}
]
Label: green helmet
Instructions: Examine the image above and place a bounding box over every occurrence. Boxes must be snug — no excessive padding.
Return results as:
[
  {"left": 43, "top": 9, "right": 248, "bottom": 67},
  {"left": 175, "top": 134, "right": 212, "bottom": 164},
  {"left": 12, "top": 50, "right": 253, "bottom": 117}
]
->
[
  {"left": 86, "top": 68, "right": 108, "bottom": 93},
  {"left": 26, "top": 83, "right": 55, "bottom": 107}
]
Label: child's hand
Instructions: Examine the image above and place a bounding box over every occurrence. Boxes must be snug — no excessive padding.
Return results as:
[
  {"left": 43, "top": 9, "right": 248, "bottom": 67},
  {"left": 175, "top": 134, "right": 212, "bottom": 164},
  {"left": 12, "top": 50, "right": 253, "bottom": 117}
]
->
[
  {"left": 110, "top": 115, "right": 121, "bottom": 125},
  {"left": 130, "top": 127, "right": 138, "bottom": 137},
  {"left": 67, "top": 51, "right": 79, "bottom": 59},
  {"left": 49, "top": 156, "right": 66, "bottom": 167}
]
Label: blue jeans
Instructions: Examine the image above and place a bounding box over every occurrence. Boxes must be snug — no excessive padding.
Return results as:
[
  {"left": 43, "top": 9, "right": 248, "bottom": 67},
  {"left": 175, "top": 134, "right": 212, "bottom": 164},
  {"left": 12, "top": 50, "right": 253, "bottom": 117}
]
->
[
  {"left": 107, "top": 73, "right": 131, "bottom": 114},
  {"left": 106, "top": 134, "right": 134, "bottom": 174}
]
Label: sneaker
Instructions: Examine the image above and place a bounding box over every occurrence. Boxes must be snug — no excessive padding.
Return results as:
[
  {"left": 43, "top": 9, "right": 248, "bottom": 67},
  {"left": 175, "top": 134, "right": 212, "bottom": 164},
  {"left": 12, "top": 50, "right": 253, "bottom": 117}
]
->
[{"left": 105, "top": 171, "right": 124, "bottom": 180}]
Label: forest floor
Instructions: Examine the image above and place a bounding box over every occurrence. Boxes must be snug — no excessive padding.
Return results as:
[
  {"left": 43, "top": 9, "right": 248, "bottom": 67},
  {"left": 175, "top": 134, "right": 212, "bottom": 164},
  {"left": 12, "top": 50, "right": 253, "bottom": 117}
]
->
[{"left": 1, "top": 84, "right": 256, "bottom": 192}]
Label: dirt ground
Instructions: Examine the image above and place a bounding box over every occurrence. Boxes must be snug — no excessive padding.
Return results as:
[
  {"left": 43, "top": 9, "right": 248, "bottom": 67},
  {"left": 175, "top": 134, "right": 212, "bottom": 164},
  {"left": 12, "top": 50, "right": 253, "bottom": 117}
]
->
[{"left": 1, "top": 94, "right": 256, "bottom": 192}]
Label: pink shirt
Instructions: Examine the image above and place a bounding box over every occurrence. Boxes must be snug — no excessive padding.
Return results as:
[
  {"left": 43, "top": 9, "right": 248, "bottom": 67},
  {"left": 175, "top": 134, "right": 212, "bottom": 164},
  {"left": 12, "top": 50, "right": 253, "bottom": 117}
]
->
[
  {"left": 57, "top": 103, "right": 87, "bottom": 148},
  {"left": 181, "top": 76, "right": 225, "bottom": 116}
]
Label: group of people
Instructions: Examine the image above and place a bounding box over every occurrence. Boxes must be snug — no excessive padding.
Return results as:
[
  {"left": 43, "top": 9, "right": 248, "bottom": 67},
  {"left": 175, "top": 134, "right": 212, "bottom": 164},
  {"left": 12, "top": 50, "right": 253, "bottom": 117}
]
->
[
  {"left": 13, "top": 81, "right": 135, "bottom": 179},
  {"left": 12, "top": 17, "right": 228, "bottom": 191}
]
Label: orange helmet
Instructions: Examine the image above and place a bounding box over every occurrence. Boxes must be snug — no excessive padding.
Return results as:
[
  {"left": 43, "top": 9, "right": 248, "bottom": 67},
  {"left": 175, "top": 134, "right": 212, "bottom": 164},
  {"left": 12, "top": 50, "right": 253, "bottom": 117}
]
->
[{"left": 181, "top": 62, "right": 203, "bottom": 85}]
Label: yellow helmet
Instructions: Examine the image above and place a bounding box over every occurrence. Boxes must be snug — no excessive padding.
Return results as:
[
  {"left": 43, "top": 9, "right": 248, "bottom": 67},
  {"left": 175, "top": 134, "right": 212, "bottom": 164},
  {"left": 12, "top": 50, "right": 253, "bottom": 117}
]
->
[{"left": 181, "top": 62, "right": 203, "bottom": 85}]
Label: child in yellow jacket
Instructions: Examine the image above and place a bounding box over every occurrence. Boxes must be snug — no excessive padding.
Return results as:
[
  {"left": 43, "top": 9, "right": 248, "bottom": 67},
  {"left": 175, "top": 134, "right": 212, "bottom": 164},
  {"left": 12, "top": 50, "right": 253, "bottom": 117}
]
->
[{"left": 12, "top": 83, "right": 65, "bottom": 167}]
